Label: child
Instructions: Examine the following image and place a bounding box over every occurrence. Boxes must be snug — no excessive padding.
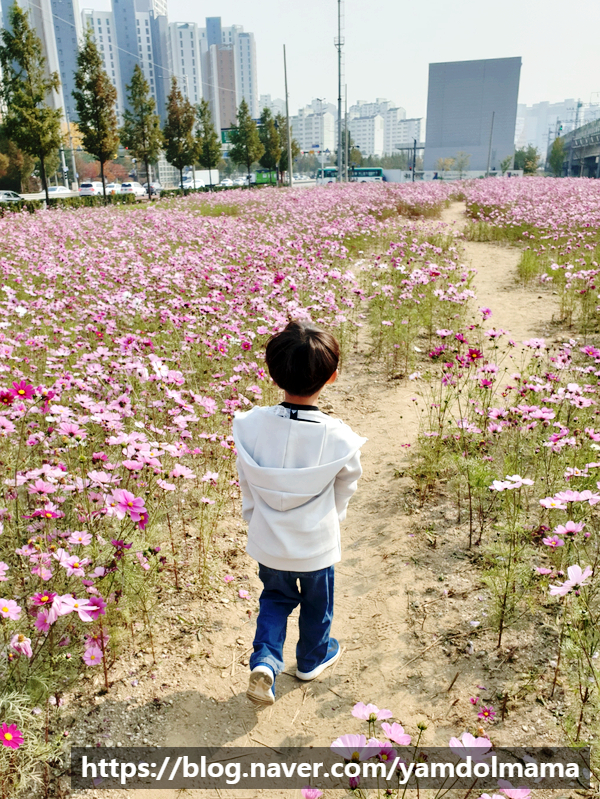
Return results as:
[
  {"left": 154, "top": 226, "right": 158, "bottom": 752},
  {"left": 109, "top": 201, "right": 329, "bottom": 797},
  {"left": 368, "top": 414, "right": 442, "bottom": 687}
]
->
[{"left": 232, "top": 320, "right": 367, "bottom": 705}]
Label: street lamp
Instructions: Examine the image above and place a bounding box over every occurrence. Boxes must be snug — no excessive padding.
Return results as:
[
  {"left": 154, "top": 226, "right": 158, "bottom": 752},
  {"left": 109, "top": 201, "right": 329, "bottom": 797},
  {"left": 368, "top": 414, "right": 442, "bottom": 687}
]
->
[{"left": 316, "top": 98, "right": 326, "bottom": 179}]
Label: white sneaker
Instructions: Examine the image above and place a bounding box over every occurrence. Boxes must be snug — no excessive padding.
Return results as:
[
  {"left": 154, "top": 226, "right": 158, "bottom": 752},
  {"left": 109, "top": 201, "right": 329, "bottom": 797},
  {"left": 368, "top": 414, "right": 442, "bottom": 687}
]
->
[
  {"left": 296, "top": 640, "right": 341, "bottom": 681},
  {"left": 246, "top": 665, "right": 275, "bottom": 705}
]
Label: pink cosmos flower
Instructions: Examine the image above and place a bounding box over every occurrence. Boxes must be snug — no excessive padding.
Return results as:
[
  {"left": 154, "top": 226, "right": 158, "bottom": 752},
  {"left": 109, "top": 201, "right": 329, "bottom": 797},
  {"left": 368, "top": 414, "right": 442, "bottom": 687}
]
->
[
  {"left": 449, "top": 732, "right": 492, "bottom": 762},
  {"left": 0, "top": 599, "right": 21, "bottom": 620},
  {"left": 554, "top": 521, "right": 584, "bottom": 536},
  {"left": 238, "top": 589, "right": 250, "bottom": 599},
  {"left": 380, "top": 722, "right": 411, "bottom": 745},
  {"left": 27, "top": 479, "right": 56, "bottom": 496},
  {"left": 0, "top": 562, "right": 8, "bottom": 582},
  {"left": 63, "top": 556, "right": 89, "bottom": 577},
  {"left": 534, "top": 567, "right": 552, "bottom": 575},
  {"left": 301, "top": 788, "right": 323, "bottom": 799},
  {"left": 352, "top": 702, "right": 393, "bottom": 721},
  {"left": 83, "top": 646, "right": 103, "bottom": 666},
  {"left": 59, "top": 596, "right": 95, "bottom": 622},
  {"left": 171, "top": 464, "right": 195, "bottom": 479},
  {"left": 539, "top": 497, "right": 567, "bottom": 510},
  {"left": 330, "top": 733, "right": 372, "bottom": 761},
  {"left": 87, "top": 596, "right": 107, "bottom": 620},
  {"left": 10, "top": 633, "right": 33, "bottom": 658},
  {"left": 34, "top": 609, "right": 51, "bottom": 633},
  {"left": 0, "top": 723, "right": 23, "bottom": 749},
  {"left": 376, "top": 741, "right": 398, "bottom": 763},
  {"left": 224, "top": 575, "right": 234, "bottom": 583},
  {"left": 498, "top": 781, "right": 531, "bottom": 799},
  {"left": 68, "top": 531, "right": 92, "bottom": 545},
  {"left": 108, "top": 488, "right": 147, "bottom": 522},
  {"left": 542, "top": 536, "right": 564, "bottom": 549}
]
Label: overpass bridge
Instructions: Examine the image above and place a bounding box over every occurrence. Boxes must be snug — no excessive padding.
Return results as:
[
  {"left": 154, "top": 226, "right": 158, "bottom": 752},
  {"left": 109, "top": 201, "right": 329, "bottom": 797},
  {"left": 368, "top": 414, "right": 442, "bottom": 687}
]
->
[{"left": 559, "top": 118, "right": 600, "bottom": 177}]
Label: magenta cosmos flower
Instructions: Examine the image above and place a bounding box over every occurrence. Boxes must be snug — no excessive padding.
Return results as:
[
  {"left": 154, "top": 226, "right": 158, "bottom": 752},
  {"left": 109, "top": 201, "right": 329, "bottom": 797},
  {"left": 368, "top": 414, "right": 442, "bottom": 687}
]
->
[
  {"left": 0, "top": 723, "right": 23, "bottom": 749},
  {"left": 301, "top": 789, "right": 323, "bottom": 799},
  {"left": 9, "top": 381, "right": 35, "bottom": 400},
  {"left": 351, "top": 702, "right": 393, "bottom": 721},
  {"left": 542, "top": 535, "right": 564, "bottom": 549},
  {"left": 554, "top": 521, "right": 584, "bottom": 536}
]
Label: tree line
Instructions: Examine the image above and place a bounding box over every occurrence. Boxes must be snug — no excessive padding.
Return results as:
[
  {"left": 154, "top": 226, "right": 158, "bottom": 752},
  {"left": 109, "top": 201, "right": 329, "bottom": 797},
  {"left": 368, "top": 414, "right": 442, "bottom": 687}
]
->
[{"left": 0, "top": 2, "right": 300, "bottom": 201}]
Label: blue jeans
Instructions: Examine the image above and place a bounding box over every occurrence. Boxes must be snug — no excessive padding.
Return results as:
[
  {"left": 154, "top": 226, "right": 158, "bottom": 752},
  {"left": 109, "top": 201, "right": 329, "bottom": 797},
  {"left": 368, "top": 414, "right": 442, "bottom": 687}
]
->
[{"left": 250, "top": 564, "right": 335, "bottom": 681}]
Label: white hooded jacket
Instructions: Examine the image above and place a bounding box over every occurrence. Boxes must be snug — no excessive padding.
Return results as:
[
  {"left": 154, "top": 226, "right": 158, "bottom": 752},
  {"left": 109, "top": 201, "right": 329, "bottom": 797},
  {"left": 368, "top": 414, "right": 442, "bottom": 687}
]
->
[{"left": 233, "top": 404, "right": 367, "bottom": 572}]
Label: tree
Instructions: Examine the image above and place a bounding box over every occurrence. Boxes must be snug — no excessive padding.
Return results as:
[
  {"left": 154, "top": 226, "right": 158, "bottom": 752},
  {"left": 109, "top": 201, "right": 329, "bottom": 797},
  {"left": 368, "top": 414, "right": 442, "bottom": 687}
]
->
[
  {"left": 436, "top": 157, "right": 455, "bottom": 177},
  {"left": 72, "top": 25, "right": 119, "bottom": 202},
  {"left": 0, "top": 3, "right": 63, "bottom": 202},
  {"left": 275, "top": 112, "right": 299, "bottom": 182},
  {"left": 454, "top": 151, "right": 470, "bottom": 178},
  {"left": 229, "top": 98, "right": 264, "bottom": 184},
  {"left": 0, "top": 135, "right": 35, "bottom": 192},
  {"left": 258, "top": 107, "right": 281, "bottom": 181},
  {"left": 548, "top": 138, "right": 565, "bottom": 177},
  {"left": 195, "top": 98, "right": 221, "bottom": 189},
  {"left": 162, "top": 77, "right": 196, "bottom": 190},
  {"left": 500, "top": 154, "right": 513, "bottom": 175},
  {"left": 514, "top": 145, "right": 540, "bottom": 175},
  {"left": 120, "top": 64, "right": 162, "bottom": 199}
]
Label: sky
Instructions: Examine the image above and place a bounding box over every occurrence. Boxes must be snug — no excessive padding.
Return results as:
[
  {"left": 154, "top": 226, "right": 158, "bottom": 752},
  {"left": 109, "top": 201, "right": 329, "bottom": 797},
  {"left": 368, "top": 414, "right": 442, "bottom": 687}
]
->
[{"left": 166, "top": 0, "right": 600, "bottom": 122}]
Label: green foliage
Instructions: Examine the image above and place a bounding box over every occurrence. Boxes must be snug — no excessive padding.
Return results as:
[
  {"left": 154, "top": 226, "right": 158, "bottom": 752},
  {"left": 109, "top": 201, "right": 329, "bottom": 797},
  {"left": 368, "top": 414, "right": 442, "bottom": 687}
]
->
[
  {"left": 500, "top": 154, "right": 513, "bottom": 174},
  {"left": 162, "top": 77, "right": 196, "bottom": 188},
  {"left": 0, "top": 3, "right": 63, "bottom": 201},
  {"left": 0, "top": 193, "right": 138, "bottom": 216},
  {"left": 229, "top": 99, "right": 265, "bottom": 177},
  {"left": 195, "top": 98, "right": 221, "bottom": 187},
  {"left": 120, "top": 65, "right": 162, "bottom": 199},
  {"left": 258, "top": 107, "right": 281, "bottom": 172},
  {"left": 72, "top": 26, "right": 119, "bottom": 201},
  {"left": 549, "top": 137, "right": 565, "bottom": 177},
  {"left": 0, "top": 136, "right": 34, "bottom": 192},
  {"left": 275, "top": 112, "right": 300, "bottom": 178},
  {"left": 514, "top": 145, "right": 540, "bottom": 175}
]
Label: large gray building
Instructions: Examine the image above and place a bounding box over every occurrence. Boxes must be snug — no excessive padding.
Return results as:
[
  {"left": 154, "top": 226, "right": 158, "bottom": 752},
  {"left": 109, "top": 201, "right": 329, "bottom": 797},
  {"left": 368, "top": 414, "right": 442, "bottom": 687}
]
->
[{"left": 424, "top": 57, "right": 521, "bottom": 172}]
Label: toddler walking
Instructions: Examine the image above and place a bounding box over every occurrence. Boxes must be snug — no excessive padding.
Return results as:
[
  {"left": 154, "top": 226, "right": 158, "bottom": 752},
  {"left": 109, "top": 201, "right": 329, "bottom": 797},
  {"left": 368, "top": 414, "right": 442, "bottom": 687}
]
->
[{"left": 232, "top": 320, "right": 367, "bottom": 705}]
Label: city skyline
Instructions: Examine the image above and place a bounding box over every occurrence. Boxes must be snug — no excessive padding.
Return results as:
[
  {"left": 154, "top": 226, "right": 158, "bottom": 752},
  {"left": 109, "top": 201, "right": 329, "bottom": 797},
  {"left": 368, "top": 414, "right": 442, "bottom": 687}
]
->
[{"left": 162, "top": 0, "right": 600, "bottom": 122}]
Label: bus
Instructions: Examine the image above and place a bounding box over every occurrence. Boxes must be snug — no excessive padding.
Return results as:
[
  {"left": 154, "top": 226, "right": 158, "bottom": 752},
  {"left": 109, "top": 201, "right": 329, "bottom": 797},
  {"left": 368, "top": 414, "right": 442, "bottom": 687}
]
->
[
  {"left": 316, "top": 167, "right": 338, "bottom": 184},
  {"left": 349, "top": 167, "right": 384, "bottom": 183},
  {"left": 255, "top": 169, "right": 278, "bottom": 186}
]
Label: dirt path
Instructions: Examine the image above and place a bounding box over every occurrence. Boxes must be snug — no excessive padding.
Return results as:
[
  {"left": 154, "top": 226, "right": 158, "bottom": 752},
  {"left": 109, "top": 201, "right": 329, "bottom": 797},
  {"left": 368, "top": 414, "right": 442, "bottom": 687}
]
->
[{"left": 80, "top": 203, "right": 565, "bottom": 799}]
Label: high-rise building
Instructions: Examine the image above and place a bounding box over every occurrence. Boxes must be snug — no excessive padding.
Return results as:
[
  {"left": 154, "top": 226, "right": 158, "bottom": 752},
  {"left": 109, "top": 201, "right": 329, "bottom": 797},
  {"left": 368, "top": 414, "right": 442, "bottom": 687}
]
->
[
  {"left": 50, "top": 0, "right": 82, "bottom": 123},
  {"left": 81, "top": 9, "right": 123, "bottom": 119},
  {"left": 193, "top": 17, "right": 258, "bottom": 130},
  {"left": 349, "top": 115, "right": 385, "bottom": 157},
  {"left": 169, "top": 22, "right": 202, "bottom": 105},
  {"left": 260, "top": 94, "right": 286, "bottom": 117},
  {"left": 424, "top": 57, "right": 521, "bottom": 172},
  {"left": 346, "top": 98, "right": 422, "bottom": 156},
  {"left": 290, "top": 102, "right": 336, "bottom": 153}
]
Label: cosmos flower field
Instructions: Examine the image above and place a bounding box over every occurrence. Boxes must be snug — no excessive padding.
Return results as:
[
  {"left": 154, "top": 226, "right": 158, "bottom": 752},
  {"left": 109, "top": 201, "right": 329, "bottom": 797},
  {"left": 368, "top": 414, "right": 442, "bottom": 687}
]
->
[{"left": 1, "top": 178, "right": 600, "bottom": 794}]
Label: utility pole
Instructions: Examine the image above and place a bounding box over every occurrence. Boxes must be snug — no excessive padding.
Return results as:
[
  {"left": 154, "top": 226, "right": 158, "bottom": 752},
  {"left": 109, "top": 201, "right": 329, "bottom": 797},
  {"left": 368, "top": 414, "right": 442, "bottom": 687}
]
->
[
  {"left": 412, "top": 138, "right": 416, "bottom": 182},
  {"left": 335, "top": 0, "right": 344, "bottom": 181},
  {"left": 283, "top": 45, "right": 293, "bottom": 187},
  {"left": 344, "top": 84, "right": 349, "bottom": 182},
  {"left": 486, "top": 111, "right": 495, "bottom": 177}
]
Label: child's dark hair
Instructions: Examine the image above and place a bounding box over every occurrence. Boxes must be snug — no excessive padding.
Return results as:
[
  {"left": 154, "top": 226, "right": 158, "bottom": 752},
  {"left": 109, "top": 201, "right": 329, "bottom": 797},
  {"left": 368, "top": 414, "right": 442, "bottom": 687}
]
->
[{"left": 265, "top": 320, "right": 339, "bottom": 397}]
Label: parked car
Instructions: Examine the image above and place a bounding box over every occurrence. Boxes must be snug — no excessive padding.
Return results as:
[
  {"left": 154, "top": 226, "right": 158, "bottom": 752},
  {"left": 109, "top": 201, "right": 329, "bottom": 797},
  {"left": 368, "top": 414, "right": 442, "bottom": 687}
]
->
[
  {"left": 0, "top": 190, "right": 22, "bottom": 203},
  {"left": 219, "top": 178, "right": 234, "bottom": 188},
  {"left": 232, "top": 176, "right": 250, "bottom": 186},
  {"left": 181, "top": 179, "right": 204, "bottom": 190},
  {"left": 105, "top": 182, "right": 121, "bottom": 195},
  {"left": 142, "top": 182, "right": 162, "bottom": 196},
  {"left": 48, "top": 185, "right": 71, "bottom": 195},
  {"left": 120, "top": 181, "right": 146, "bottom": 197},
  {"left": 79, "top": 182, "right": 104, "bottom": 197}
]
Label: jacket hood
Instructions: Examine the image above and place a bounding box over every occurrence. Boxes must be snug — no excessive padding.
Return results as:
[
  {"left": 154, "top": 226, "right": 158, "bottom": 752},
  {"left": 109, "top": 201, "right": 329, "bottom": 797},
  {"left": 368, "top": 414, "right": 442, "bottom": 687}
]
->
[{"left": 233, "top": 405, "right": 366, "bottom": 512}]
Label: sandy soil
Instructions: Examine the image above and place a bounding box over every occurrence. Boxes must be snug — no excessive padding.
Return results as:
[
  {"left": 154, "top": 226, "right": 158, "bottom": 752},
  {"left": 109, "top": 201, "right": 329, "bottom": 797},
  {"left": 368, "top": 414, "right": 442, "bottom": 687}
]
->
[{"left": 70, "top": 203, "right": 571, "bottom": 799}]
